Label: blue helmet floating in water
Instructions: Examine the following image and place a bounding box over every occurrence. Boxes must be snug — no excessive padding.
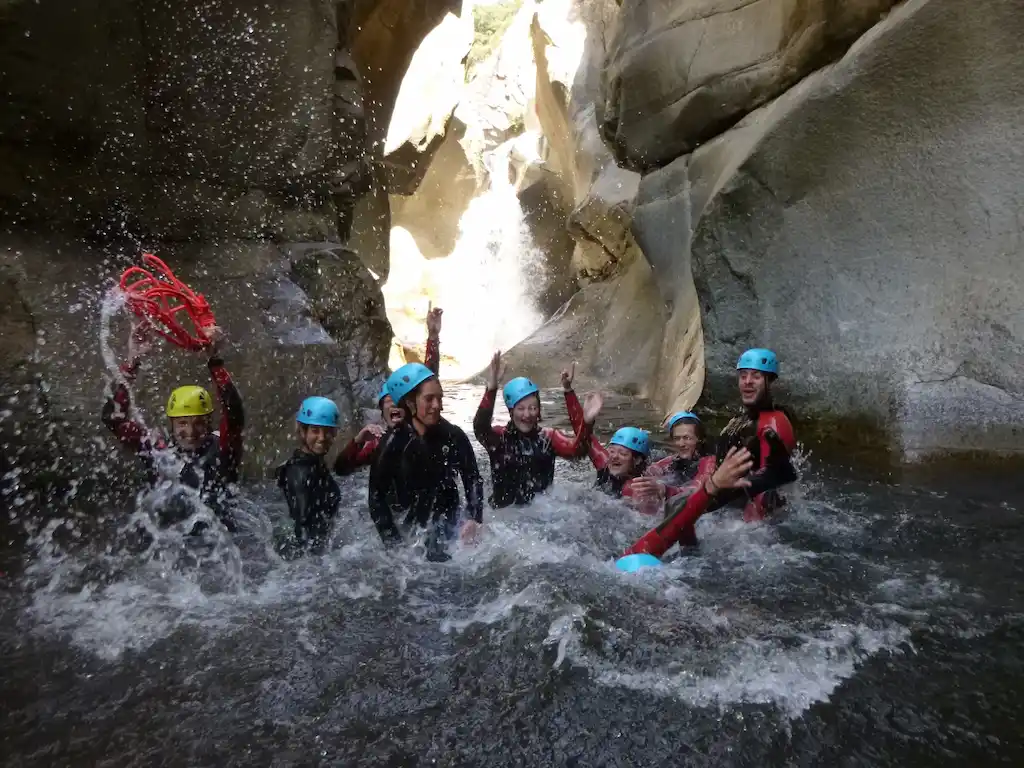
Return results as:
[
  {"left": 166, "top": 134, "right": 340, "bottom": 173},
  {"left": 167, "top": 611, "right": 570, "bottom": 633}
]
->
[
  {"left": 386, "top": 362, "right": 436, "bottom": 404},
  {"left": 736, "top": 348, "right": 779, "bottom": 376},
  {"left": 296, "top": 396, "right": 340, "bottom": 428},
  {"left": 665, "top": 411, "right": 700, "bottom": 433},
  {"left": 502, "top": 377, "right": 540, "bottom": 410},
  {"left": 609, "top": 427, "right": 650, "bottom": 457},
  {"left": 615, "top": 553, "right": 662, "bottom": 573}
]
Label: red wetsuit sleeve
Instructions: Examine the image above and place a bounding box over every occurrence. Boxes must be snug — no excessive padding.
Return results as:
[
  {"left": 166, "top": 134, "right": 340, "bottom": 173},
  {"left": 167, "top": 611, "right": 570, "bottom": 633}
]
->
[
  {"left": 758, "top": 411, "right": 796, "bottom": 461},
  {"left": 101, "top": 359, "right": 150, "bottom": 454},
  {"left": 624, "top": 485, "right": 713, "bottom": 558},
  {"left": 544, "top": 426, "right": 590, "bottom": 459},
  {"left": 472, "top": 388, "right": 504, "bottom": 454},
  {"left": 564, "top": 389, "right": 606, "bottom": 469},
  {"left": 424, "top": 336, "right": 440, "bottom": 375},
  {"left": 644, "top": 455, "right": 674, "bottom": 478},
  {"left": 334, "top": 435, "right": 379, "bottom": 475},
  {"left": 209, "top": 358, "right": 244, "bottom": 475}
]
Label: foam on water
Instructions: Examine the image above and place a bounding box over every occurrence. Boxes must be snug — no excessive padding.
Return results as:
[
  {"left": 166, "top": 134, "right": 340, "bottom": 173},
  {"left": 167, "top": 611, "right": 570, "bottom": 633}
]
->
[{"left": 15, "top": 314, "right": 962, "bottom": 718}]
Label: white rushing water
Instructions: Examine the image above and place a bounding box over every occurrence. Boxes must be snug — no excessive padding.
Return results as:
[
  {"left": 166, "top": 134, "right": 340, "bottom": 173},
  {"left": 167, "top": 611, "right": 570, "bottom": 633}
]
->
[{"left": 384, "top": 140, "right": 548, "bottom": 378}]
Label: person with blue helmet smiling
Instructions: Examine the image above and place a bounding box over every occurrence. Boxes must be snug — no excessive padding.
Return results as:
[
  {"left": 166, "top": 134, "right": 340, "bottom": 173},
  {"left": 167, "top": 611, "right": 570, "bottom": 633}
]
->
[
  {"left": 335, "top": 306, "right": 444, "bottom": 475},
  {"left": 564, "top": 388, "right": 654, "bottom": 501},
  {"left": 367, "top": 360, "right": 483, "bottom": 561},
  {"left": 715, "top": 347, "right": 797, "bottom": 521},
  {"left": 646, "top": 410, "right": 715, "bottom": 489},
  {"left": 472, "top": 354, "right": 591, "bottom": 507},
  {"left": 277, "top": 396, "right": 344, "bottom": 552}
]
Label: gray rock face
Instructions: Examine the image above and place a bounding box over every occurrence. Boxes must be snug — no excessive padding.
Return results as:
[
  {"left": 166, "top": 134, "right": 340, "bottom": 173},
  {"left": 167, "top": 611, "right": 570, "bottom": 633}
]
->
[
  {"left": 633, "top": 0, "right": 1024, "bottom": 457},
  {"left": 602, "top": 0, "right": 896, "bottom": 169},
  {"left": 0, "top": 234, "right": 391, "bottom": 482}
]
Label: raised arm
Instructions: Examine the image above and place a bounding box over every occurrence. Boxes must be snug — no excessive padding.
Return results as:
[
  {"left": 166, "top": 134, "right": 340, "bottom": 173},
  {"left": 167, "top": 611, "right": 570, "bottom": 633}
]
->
[{"left": 424, "top": 305, "right": 442, "bottom": 375}]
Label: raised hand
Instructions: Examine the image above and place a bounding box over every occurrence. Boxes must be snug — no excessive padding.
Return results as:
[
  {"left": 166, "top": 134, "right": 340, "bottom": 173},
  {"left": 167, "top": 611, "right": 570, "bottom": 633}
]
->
[
  {"left": 486, "top": 350, "right": 505, "bottom": 391},
  {"left": 706, "top": 447, "right": 754, "bottom": 495},
  {"left": 426, "top": 302, "right": 443, "bottom": 339},
  {"left": 582, "top": 391, "right": 604, "bottom": 425},
  {"left": 355, "top": 423, "right": 385, "bottom": 444},
  {"left": 200, "top": 325, "right": 225, "bottom": 357},
  {"left": 560, "top": 361, "right": 576, "bottom": 391}
]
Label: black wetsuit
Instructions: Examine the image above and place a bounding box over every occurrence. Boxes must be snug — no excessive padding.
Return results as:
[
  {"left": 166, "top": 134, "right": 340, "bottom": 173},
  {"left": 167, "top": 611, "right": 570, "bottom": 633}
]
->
[
  {"left": 368, "top": 418, "right": 483, "bottom": 561},
  {"left": 277, "top": 450, "right": 342, "bottom": 551}
]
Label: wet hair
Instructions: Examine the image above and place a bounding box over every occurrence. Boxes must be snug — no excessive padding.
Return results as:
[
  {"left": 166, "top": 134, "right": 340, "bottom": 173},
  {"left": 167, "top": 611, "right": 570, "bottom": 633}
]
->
[{"left": 399, "top": 379, "right": 439, "bottom": 422}]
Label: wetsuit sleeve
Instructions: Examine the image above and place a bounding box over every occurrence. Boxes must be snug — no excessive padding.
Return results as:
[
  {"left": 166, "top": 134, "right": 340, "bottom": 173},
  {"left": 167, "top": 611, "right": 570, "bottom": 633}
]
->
[
  {"left": 564, "top": 389, "right": 585, "bottom": 433},
  {"left": 624, "top": 485, "right": 714, "bottom": 558},
  {"left": 424, "top": 335, "right": 440, "bottom": 375},
  {"left": 367, "top": 433, "right": 404, "bottom": 547},
  {"left": 644, "top": 456, "right": 674, "bottom": 478},
  {"left": 747, "top": 429, "right": 798, "bottom": 495},
  {"left": 472, "top": 388, "right": 504, "bottom": 454},
  {"left": 209, "top": 357, "right": 244, "bottom": 478},
  {"left": 457, "top": 430, "right": 484, "bottom": 523},
  {"left": 563, "top": 389, "right": 606, "bottom": 469},
  {"left": 545, "top": 426, "right": 590, "bottom": 459},
  {"left": 101, "top": 360, "right": 150, "bottom": 454},
  {"left": 278, "top": 462, "right": 313, "bottom": 544},
  {"left": 334, "top": 436, "right": 379, "bottom": 476}
]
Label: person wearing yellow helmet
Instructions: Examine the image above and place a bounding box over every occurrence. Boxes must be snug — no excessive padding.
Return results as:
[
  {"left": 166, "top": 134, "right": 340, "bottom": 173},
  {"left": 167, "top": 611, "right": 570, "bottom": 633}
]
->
[{"left": 101, "top": 323, "right": 245, "bottom": 532}]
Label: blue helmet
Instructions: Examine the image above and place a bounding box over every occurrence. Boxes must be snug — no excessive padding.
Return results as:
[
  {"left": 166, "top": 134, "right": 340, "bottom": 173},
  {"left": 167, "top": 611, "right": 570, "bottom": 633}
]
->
[
  {"left": 665, "top": 411, "right": 700, "bottom": 433},
  {"left": 502, "top": 377, "right": 540, "bottom": 410},
  {"left": 609, "top": 427, "right": 650, "bottom": 457},
  {"left": 386, "top": 362, "right": 436, "bottom": 404},
  {"left": 377, "top": 382, "right": 390, "bottom": 406},
  {"left": 296, "top": 396, "right": 340, "bottom": 428},
  {"left": 736, "top": 348, "right": 779, "bottom": 376}
]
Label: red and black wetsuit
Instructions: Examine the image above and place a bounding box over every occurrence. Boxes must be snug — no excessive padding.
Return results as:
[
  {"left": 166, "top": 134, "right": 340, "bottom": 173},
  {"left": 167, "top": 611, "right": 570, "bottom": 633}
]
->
[
  {"left": 368, "top": 417, "right": 483, "bottom": 561},
  {"left": 277, "top": 450, "right": 341, "bottom": 551},
  {"left": 335, "top": 334, "right": 441, "bottom": 476},
  {"left": 101, "top": 355, "right": 245, "bottom": 532},
  {"left": 715, "top": 404, "right": 797, "bottom": 520},
  {"left": 623, "top": 403, "right": 797, "bottom": 558},
  {"left": 645, "top": 453, "right": 717, "bottom": 495},
  {"left": 472, "top": 388, "right": 590, "bottom": 507}
]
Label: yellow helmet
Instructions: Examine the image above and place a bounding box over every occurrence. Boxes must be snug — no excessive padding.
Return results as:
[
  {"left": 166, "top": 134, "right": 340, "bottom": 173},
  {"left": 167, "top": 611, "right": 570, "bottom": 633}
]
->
[{"left": 166, "top": 385, "right": 214, "bottom": 418}]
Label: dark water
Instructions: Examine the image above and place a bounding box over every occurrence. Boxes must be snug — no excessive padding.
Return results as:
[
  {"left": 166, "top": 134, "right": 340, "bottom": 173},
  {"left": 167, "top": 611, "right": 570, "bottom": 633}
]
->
[{"left": 2, "top": 385, "right": 1023, "bottom": 767}]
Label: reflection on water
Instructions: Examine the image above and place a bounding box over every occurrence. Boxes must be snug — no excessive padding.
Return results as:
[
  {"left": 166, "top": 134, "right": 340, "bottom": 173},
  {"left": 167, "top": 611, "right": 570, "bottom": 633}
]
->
[{"left": 2, "top": 385, "right": 1024, "bottom": 766}]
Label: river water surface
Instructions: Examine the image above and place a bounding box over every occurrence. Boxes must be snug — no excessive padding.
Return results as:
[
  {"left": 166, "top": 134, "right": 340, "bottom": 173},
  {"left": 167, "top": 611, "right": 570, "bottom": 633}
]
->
[{"left": 2, "top": 385, "right": 1023, "bottom": 766}]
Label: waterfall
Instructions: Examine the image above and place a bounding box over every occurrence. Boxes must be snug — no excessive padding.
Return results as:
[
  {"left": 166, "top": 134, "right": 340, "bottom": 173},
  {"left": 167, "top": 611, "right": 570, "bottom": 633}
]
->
[{"left": 384, "top": 138, "right": 547, "bottom": 379}]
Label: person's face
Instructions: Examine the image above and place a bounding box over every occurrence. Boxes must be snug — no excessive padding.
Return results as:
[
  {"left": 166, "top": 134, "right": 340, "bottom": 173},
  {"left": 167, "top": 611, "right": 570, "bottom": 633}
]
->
[
  {"left": 670, "top": 422, "right": 699, "bottom": 459},
  {"left": 511, "top": 394, "right": 540, "bottom": 433},
  {"left": 170, "top": 415, "right": 210, "bottom": 452},
  {"left": 299, "top": 424, "right": 337, "bottom": 456},
  {"left": 606, "top": 444, "right": 637, "bottom": 478},
  {"left": 412, "top": 379, "right": 443, "bottom": 427},
  {"left": 380, "top": 394, "right": 403, "bottom": 426},
  {"left": 738, "top": 369, "right": 767, "bottom": 407}
]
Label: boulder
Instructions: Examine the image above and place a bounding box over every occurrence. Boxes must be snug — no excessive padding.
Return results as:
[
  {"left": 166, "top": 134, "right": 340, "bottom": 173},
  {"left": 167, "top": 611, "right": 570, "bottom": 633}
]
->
[
  {"left": 632, "top": 0, "right": 1024, "bottom": 458},
  {"left": 602, "top": 0, "right": 897, "bottom": 169}
]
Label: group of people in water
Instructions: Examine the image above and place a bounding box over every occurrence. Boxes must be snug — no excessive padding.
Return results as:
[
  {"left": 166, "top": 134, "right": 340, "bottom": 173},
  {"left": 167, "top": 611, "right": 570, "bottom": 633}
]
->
[{"left": 102, "top": 306, "right": 797, "bottom": 565}]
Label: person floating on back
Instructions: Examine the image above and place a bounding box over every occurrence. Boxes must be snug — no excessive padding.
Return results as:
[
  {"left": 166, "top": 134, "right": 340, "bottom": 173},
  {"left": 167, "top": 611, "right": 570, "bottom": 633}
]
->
[
  {"left": 277, "top": 396, "right": 345, "bottom": 553},
  {"left": 335, "top": 305, "right": 443, "bottom": 475},
  {"left": 102, "top": 322, "right": 244, "bottom": 533},
  {"left": 367, "top": 362, "right": 483, "bottom": 562},
  {"left": 472, "top": 354, "right": 590, "bottom": 507}
]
